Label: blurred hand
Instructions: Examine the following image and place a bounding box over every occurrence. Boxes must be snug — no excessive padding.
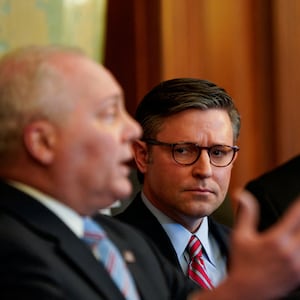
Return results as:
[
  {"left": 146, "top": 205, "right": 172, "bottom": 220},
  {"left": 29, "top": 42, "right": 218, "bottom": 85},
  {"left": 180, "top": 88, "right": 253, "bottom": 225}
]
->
[{"left": 229, "top": 189, "right": 300, "bottom": 299}]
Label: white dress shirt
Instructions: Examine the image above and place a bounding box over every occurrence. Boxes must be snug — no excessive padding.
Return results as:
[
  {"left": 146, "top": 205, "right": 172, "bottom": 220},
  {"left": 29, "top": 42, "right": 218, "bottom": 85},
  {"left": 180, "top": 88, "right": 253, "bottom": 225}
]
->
[
  {"left": 141, "top": 191, "right": 227, "bottom": 286},
  {"left": 8, "top": 180, "right": 84, "bottom": 238}
]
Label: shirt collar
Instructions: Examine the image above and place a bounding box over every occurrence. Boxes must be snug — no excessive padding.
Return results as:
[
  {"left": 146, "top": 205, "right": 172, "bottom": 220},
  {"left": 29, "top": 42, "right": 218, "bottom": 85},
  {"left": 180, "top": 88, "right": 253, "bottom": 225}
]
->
[
  {"left": 8, "top": 180, "right": 84, "bottom": 238},
  {"left": 141, "top": 190, "right": 215, "bottom": 266}
]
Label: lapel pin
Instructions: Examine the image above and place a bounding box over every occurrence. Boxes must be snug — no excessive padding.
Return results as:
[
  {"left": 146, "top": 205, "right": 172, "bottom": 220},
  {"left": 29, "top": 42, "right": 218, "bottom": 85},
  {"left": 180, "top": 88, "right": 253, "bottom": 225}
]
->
[{"left": 123, "top": 250, "right": 136, "bottom": 263}]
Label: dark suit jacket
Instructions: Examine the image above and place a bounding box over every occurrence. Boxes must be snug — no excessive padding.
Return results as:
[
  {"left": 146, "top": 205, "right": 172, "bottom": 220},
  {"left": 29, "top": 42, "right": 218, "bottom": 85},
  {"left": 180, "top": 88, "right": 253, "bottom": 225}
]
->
[
  {"left": 116, "top": 192, "right": 231, "bottom": 272},
  {"left": 0, "top": 181, "right": 198, "bottom": 300},
  {"left": 246, "top": 155, "right": 300, "bottom": 231}
]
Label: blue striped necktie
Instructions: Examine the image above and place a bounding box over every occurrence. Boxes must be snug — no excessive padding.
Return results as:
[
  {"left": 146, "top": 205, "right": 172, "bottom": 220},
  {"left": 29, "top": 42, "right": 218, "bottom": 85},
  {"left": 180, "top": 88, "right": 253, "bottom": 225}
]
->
[{"left": 82, "top": 217, "right": 140, "bottom": 300}]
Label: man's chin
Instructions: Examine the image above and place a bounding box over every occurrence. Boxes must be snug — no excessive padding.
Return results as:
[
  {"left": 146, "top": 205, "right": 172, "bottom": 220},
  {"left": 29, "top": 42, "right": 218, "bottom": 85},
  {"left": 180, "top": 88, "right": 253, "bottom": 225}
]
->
[{"left": 187, "top": 203, "right": 217, "bottom": 218}]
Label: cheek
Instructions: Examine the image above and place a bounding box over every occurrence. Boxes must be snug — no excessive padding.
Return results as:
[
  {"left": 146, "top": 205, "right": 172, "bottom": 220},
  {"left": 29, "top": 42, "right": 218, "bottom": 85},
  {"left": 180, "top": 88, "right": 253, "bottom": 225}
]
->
[
  {"left": 86, "top": 138, "right": 117, "bottom": 168},
  {"left": 147, "top": 161, "right": 182, "bottom": 193},
  {"left": 67, "top": 128, "right": 117, "bottom": 171},
  {"left": 214, "top": 167, "right": 232, "bottom": 195},
  {"left": 75, "top": 137, "right": 119, "bottom": 195}
]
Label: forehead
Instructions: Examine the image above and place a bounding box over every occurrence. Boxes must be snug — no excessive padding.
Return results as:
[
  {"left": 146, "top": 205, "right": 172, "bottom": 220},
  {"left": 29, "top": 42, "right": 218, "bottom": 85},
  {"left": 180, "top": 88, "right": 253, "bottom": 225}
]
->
[
  {"left": 87, "top": 63, "right": 122, "bottom": 94},
  {"left": 158, "top": 109, "right": 233, "bottom": 141},
  {"left": 55, "top": 54, "right": 123, "bottom": 100}
]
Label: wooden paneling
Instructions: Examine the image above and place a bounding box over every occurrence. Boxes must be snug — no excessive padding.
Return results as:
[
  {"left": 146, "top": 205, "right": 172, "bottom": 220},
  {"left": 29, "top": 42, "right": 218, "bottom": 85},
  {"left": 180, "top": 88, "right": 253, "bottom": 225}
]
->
[
  {"left": 105, "top": 0, "right": 161, "bottom": 116},
  {"left": 160, "top": 0, "right": 205, "bottom": 78},
  {"left": 273, "top": 0, "right": 300, "bottom": 163}
]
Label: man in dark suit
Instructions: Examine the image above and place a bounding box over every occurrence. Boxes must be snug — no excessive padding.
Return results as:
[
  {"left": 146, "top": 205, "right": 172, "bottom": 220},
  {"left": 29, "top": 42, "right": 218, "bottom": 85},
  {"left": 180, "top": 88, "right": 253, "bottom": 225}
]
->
[
  {"left": 246, "top": 155, "right": 300, "bottom": 231},
  {"left": 117, "top": 78, "right": 238, "bottom": 286},
  {"left": 2, "top": 46, "right": 300, "bottom": 300},
  {"left": 116, "top": 78, "right": 300, "bottom": 294}
]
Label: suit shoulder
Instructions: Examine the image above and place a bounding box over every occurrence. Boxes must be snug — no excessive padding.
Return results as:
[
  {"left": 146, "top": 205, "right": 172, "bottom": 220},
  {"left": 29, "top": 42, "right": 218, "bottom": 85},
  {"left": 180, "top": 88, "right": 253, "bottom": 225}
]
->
[{"left": 94, "top": 214, "right": 147, "bottom": 241}]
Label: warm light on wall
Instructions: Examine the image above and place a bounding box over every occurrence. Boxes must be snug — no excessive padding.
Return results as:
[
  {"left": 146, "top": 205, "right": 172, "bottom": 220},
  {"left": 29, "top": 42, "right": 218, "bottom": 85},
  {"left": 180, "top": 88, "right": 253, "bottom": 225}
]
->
[{"left": 0, "top": 0, "right": 107, "bottom": 62}]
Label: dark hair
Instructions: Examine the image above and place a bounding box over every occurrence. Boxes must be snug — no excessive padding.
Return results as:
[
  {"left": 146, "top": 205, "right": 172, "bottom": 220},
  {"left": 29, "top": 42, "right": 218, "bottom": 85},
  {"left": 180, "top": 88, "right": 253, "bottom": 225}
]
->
[
  {"left": 136, "top": 78, "right": 240, "bottom": 141},
  {"left": 135, "top": 78, "right": 241, "bottom": 182}
]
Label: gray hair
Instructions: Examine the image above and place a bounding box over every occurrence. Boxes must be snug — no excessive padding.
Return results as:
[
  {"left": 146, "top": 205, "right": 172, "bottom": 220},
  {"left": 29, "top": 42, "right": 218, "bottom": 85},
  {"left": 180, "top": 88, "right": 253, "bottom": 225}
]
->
[{"left": 0, "top": 45, "right": 85, "bottom": 158}]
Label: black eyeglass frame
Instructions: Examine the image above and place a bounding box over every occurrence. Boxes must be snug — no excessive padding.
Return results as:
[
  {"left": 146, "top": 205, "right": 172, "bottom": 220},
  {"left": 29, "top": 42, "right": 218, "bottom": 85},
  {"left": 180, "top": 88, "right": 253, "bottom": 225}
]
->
[{"left": 142, "top": 138, "right": 240, "bottom": 167}]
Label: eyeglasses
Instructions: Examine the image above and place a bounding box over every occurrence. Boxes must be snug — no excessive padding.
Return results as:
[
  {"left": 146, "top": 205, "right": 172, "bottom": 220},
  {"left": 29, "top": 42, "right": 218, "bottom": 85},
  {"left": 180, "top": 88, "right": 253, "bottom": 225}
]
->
[{"left": 143, "top": 139, "right": 239, "bottom": 167}]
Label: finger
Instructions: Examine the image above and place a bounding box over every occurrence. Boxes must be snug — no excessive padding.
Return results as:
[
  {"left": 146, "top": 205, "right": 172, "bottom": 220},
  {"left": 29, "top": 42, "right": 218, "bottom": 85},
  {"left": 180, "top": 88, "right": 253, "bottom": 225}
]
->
[{"left": 232, "top": 188, "right": 259, "bottom": 235}]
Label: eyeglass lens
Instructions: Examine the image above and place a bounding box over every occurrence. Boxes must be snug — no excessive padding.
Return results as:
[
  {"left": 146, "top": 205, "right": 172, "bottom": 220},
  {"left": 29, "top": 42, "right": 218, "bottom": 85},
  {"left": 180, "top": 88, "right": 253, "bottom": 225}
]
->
[{"left": 173, "top": 144, "right": 236, "bottom": 166}]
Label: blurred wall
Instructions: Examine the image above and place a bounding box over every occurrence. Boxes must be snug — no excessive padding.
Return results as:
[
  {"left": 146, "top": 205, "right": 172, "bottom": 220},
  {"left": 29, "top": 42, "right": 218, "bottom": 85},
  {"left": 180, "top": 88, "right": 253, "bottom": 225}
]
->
[{"left": 0, "top": 0, "right": 107, "bottom": 62}]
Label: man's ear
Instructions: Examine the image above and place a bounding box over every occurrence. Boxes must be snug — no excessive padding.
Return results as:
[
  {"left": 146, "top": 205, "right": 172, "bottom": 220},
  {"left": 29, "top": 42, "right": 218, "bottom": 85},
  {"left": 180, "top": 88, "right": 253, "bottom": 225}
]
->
[
  {"left": 23, "top": 120, "right": 57, "bottom": 165},
  {"left": 132, "top": 140, "right": 149, "bottom": 173}
]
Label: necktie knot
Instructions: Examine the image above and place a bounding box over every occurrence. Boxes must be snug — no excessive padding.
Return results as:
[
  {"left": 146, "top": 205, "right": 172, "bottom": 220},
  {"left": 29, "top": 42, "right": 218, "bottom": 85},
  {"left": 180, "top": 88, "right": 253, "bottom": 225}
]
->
[
  {"left": 187, "top": 235, "right": 203, "bottom": 259},
  {"left": 83, "top": 217, "right": 106, "bottom": 249}
]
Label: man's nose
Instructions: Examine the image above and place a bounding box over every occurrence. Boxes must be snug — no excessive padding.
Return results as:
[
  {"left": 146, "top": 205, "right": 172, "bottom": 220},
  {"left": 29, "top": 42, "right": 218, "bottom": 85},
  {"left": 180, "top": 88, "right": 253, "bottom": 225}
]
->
[{"left": 191, "top": 150, "right": 213, "bottom": 178}]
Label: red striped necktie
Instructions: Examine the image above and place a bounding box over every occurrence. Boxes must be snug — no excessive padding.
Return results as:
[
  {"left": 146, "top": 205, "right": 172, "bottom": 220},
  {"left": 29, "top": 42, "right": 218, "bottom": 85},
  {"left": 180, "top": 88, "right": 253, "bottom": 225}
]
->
[{"left": 187, "top": 235, "right": 214, "bottom": 289}]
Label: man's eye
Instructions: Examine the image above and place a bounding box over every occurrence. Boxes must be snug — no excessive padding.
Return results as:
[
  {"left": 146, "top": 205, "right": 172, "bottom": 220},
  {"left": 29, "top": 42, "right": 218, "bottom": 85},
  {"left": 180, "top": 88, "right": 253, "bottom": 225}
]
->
[
  {"left": 175, "top": 147, "right": 186, "bottom": 154},
  {"left": 97, "top": 105, "right": 119, "bottom": 123},
  {"left": 103, "top": 111, "right": 118, "bottom": 122},
  {"left": 213, "top": 152, "right": 223, "bottom": 159},
  {"left": 211, "top": 147, "right": 228, "bottom": 157},
  {"left": 174, "top": 145, "right": 194, "bottom": 155}
]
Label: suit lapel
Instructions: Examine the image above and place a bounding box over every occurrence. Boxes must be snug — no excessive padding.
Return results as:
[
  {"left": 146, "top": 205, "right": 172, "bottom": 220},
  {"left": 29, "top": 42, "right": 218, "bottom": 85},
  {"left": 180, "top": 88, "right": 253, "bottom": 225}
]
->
[
  {"left": 57, "top": 227, "right": 124, "bottom": 300},
  {"left": 99, "top": 215, "right": 160, "bottom": 300},
  {"left": 126, "top": 259, "right": 161, "bottom": 300},
  {"left": 119, "top": 194, "right": 182, "bottom": 270},
  {"left": 207, "top": 217, "right": 231, "bottom": 259}
]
